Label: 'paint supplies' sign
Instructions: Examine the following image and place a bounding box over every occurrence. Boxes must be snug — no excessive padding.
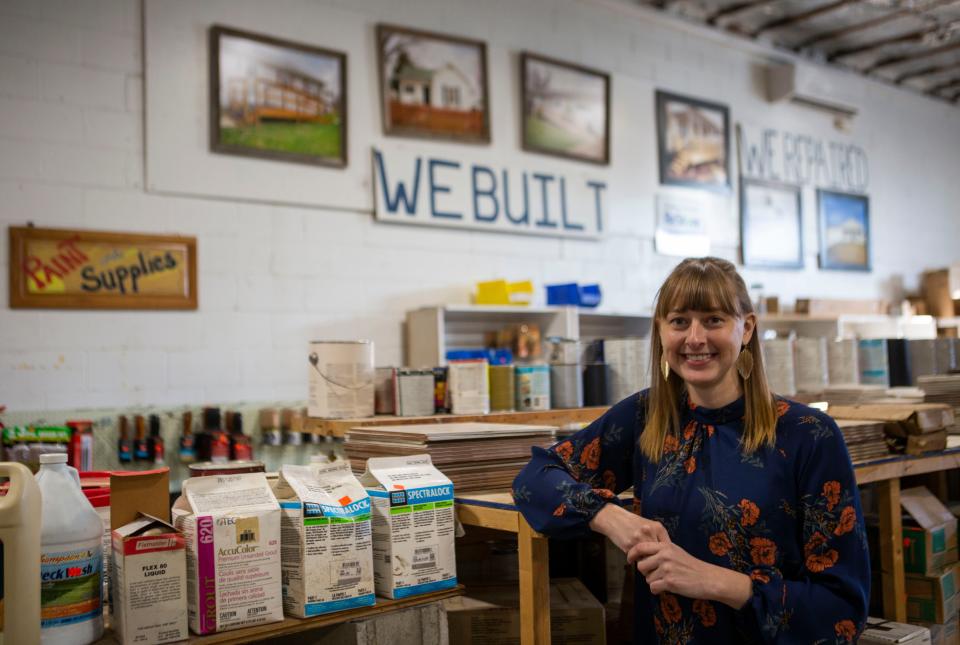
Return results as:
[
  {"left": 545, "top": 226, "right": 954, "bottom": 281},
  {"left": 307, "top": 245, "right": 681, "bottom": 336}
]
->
[
  {"left": 9, "top": 226, "right": 197, "bottom": 310},
  {"left": 373, "top": 146, "right": 606, "bottom": 238}
]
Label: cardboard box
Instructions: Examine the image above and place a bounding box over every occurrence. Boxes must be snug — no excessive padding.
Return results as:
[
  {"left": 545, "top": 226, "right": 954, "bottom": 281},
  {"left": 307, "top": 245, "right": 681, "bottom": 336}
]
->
[
  {"left": 111, "top": 514, "right": 188, "bottom": 644},
  {"left": 922, "top": 270, "right": 958, "bottom": 319},
  {"left": 444, "top": 578, "right": 605, "bottom": 645},
  {"left": 172, "top": 472, "right": 283, "bottom": 634},
  {"left": 906, "top": 431, "right": 949, "bottom": 455},
  {"left": 907, "top": 564, "right": 960, "bottom": 624},
  {"left": 273, "top": 462, "right": 375, "bottom": 617},
  {"left": 927, "top": 614, "right": 959, "bottom": 645},
  {"left": 828, "top": 403, "right": 954, "bottom": 436},
  {"left": 903, "top": 487, "right": 959, "bottom": 576},
  {"left": 861, "top": 616, "right": 931, "bottom": 644},
  {"left": 361, "top": 455, "right": 457, "bottom": 599}
]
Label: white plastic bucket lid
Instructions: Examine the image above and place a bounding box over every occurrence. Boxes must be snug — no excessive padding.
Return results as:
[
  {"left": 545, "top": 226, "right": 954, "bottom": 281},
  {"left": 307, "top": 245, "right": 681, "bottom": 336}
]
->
[{"left": 39, "top": 453, "right": 67, "bottom": 464}]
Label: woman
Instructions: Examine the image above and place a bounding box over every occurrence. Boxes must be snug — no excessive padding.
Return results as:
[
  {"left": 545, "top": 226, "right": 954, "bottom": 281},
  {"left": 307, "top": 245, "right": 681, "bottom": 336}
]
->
[{"left": 513, "top": 257, "right": 869, "bottom": 644}]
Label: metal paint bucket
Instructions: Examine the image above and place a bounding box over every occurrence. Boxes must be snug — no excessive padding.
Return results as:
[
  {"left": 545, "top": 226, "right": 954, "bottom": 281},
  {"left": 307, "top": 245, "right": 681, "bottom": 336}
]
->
[
  {"left": 516, "top": 364, "right": 551, "bottom": 412},
  {"left": 489, "top": 364, "right": 516, "bottom": 412},
  {"left": 545, "top": 337, "right": 581, "bottom": 366},
  {"left": 550, "top": 364, "right": 583, "bottom": 409},
  {"left": 307, "top": 340, "right": 375, "bottom": 418}
]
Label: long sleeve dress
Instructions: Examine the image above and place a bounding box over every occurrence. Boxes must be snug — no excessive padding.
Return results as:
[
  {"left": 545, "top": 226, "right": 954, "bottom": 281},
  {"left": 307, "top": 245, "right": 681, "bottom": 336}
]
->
[{"left": 512, "top": 390, "right": 870, "bottom": 644}]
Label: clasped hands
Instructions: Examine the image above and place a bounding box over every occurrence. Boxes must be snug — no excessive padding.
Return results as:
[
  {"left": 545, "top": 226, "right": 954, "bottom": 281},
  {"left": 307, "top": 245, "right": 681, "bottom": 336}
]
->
[{"left": 589, "top": 503, "right": 751, "bottom": 609}]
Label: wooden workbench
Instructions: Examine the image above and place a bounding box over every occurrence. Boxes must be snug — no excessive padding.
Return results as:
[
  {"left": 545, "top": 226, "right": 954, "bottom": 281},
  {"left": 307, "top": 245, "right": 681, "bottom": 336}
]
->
[{"left": 456, "top": 447, "right": 960, "bottom": 641}]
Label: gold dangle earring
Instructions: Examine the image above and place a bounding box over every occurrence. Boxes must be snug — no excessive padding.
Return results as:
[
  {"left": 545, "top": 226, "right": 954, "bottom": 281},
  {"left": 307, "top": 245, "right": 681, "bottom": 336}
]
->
[
  {"left": 736, "top": 346, "right": 754, "bottom": 380},
  {"left": 662, "top": 357, "right": 670, "bottom": 382}
]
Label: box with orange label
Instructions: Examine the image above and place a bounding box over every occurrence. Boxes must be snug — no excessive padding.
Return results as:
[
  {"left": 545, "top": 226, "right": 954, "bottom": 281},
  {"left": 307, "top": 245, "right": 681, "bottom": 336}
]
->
[{"left": 272, "top": 462, "right": 375, "bottom": 617}]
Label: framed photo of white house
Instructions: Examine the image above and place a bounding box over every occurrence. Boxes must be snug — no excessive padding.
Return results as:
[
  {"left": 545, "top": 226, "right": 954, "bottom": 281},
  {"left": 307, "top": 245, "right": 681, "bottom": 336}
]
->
[
  {"left": 208, "top": 25, "right": 347, "bottom": 167},
  {"left": 520, "top": 52, "right": 610, "bottom": 165},
  {"left": 655, "top": 90, "right": 730, "bottom": 191},
  {"left": 377, "top": 24, "right": 490, "bottom": 143},
  {"left": 817, "top": 189, "right": 871, "bottom": 271},
  {"left": 740, "top": 178, "right": 803, "bottom": 269}
]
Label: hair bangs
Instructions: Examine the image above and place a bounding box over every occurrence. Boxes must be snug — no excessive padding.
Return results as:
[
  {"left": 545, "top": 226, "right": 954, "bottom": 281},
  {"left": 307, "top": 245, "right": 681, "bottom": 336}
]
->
[{"left": 656, "top": 262, "right": 741, "bottom": 319}]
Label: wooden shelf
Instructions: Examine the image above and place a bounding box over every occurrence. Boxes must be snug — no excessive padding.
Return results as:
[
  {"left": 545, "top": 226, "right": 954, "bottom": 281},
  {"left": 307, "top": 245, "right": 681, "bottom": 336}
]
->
[
  {"left": 305, "top": 407, "right": 608, "bottom": 437},
  {"left": 98, "top": 586, "right": 463, "bottom": 645}
]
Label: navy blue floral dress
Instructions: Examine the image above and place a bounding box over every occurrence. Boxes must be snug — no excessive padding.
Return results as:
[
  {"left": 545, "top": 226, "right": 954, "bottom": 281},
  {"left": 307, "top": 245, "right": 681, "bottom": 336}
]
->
[{"left": 512, "top": 391, "right": 870, "bottom": 644}]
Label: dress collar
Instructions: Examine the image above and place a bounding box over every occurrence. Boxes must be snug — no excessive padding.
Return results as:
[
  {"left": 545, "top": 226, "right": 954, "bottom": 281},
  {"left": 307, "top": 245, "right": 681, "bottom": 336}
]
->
[{"left": 681, "top": 390, "right": 746, "bottom": 425}]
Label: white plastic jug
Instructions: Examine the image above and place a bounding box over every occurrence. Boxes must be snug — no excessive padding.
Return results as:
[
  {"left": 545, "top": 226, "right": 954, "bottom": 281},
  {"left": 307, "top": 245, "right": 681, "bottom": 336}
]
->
[
  {"left": 0, "top": 461, "right": 42, "bottom": 645},
  {"left": 36, "top": 454, "right": 103, "bottom": 645}
]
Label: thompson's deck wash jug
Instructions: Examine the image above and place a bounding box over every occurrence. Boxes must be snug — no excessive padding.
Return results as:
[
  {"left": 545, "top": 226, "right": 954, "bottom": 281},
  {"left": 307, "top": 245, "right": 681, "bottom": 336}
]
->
[
  {"left": 273, "top": 461, "right": 375, "bottom": 617},
  {"left": 360, "top": 455, "right": 457, "bottom": 599},
  {"left": 36, "top": 453, "right": 104, "bottom": 645},
  {"left": 172, "top": 472, "right": 282, "bottom": 634}
]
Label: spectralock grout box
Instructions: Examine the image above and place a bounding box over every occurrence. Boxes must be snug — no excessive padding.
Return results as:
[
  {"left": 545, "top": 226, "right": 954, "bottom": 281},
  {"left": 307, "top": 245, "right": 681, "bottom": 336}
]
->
[
  {"left": 272, "top": 461, "right": 376, "bottom": 617},
  {"left": 111, "top": 514, "right": 187, "bottom": 644},
  {"left": 172, "top": 472, "right": 283, "bottom": 635},
  {"left": 360, "top": 455, "right": 457, "bottom": 599}
]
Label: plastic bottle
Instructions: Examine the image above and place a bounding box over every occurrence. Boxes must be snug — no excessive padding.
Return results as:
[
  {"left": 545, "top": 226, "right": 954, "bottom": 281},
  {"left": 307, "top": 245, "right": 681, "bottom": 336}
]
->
[
  {"left": 0, "top": 461, "right": 42, "bottom": 645},
  {"left": 36, "top": 453, "right": 104, "bottom": 645}
]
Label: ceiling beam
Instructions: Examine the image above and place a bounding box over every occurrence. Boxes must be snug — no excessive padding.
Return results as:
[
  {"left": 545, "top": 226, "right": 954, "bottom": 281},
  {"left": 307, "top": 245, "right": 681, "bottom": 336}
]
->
[
  {"left": 928, "top": 77, "right": 960, "bottom": 93},
  {"left": 866, "top": 39, "right": 960, "bottom": 72},
  {"left": 706, "top": 0, "right": 777, "bottom": 26},
  {"left": 828, "top": 28, "right": 929, "bottom": 60},
  {"left": 752, "top": 0, "right": 860, "bottom": 38},
  {"left": 794, "top": 0, "right": 955, "bottom": 49},
  {"left": 895, "top": 60, "right": 960, "bottom": 82}
]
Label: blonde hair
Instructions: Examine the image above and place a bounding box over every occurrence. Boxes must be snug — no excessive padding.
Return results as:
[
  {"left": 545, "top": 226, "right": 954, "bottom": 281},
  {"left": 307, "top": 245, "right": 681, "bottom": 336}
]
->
[{"left": 640, "top": 257, "right": 777, "bottom": 461}]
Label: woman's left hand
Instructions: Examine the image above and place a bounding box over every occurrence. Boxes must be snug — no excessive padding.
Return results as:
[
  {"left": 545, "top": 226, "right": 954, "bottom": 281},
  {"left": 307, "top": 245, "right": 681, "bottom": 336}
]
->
[{"left": 628, "top": 541, "right": 752, "bottom": 608}]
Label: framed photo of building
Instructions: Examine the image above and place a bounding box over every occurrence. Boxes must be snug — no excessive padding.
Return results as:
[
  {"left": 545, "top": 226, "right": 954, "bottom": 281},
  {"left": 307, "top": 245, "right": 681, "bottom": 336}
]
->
[
  {"left": 209, "top": 25, "right": 347, "bottom": 167},
  {"left": 740, "top": 178, "right": 803, "bottom": 269},
  {"left": 377, "top": 24, "right": 490, "bottom": 143},
  {"left": 817, "top": 189, "right": 871, "bottom": 271},
  {"left": 656, "top": 90, "right": 730, "bottom": 191},
  {"left": 520, "top": 52, "right": 610, "bottom": 165}
]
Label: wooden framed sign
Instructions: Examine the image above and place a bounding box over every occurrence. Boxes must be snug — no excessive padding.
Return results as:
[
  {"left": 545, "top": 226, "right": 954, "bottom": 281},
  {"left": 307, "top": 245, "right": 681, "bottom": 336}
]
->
[{"left": 9, "top": 226, "right": 198, "bottom": 310}]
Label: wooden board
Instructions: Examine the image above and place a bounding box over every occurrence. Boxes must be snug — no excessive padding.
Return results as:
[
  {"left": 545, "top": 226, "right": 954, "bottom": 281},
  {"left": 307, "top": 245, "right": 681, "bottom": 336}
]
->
[
  {"left": 306, "top": 407, "right": 608, "bottom": 437},
  {"left": 9, "top": 226, "right": 197, "bottom": 310},
  {"left": 96, "top": 586, "right": 462, "bottom": 645}
]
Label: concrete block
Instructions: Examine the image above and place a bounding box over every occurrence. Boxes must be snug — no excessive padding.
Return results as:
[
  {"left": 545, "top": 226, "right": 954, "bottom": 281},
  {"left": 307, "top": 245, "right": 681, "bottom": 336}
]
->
[
  {"left": 0, "top": 96, "right": 83, "bottom": 144},
  {"left": 167, "top": 349, "right": 241, "bottom": 388},
  {"left": 83, "top": 108, "right": 141, "bottom": 150},
  {"left": 0, "top": 54, "right": 39, "bottom": 98},
  {"left": 124, "top": 75, "right": 142, "bottom": 112},
  {"left": 80, "top": 29, "right": 140, "bottom": 72},
  {"left": 0, "top": 179, "right": 85, "bottom": 227},
  {"left": 87, "top": 349, "right": 167, "bottom": 392},
  {"left": 0, "top": 14, "right": 80, "bottom": 63},
  {"left": 39, "top": 62, "right": 126, "bottom": 109},
  {"left": 41, "top": 143, "right": 128, "bottom": 188},
  {"left": 200, "top": 313, "right": 272, "bottom": 351},
  {"left": 0, "top": 136, "right": 45, "bottom": 180}
]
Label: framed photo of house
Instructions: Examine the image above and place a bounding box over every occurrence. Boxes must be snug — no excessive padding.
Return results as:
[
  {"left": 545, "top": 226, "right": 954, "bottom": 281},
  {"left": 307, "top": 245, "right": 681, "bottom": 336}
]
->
[
  {"left": 520, "top": 52, "right": 610, "bottom": 165},
  {"left": 740, "top": 178, "right": 803, "bottom": 269},
  {"left": 656, "top": 90, "right": 730, "bottom": 191},
  {"left": 817, "top": 189, "right": 871, "bottom": 271},
  {"left": 377, "top": 24, "right": 490, "bottom": 143},
  {"left": 209, "top": 25, "right": 347, "bottom": 167}
]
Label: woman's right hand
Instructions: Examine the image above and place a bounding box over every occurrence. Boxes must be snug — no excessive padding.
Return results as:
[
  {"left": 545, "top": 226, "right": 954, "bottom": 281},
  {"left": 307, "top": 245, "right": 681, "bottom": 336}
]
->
[{"left": 589, "top": 502, "right": 670, "bottom": 554}]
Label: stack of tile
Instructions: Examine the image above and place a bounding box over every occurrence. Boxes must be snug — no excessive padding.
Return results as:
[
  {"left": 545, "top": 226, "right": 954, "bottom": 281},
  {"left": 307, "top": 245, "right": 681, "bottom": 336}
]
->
[
  {"left": 918, "top": 374, "right": 960, "bottom": 428},
  {"left": 762, "top": 338, "right": 796, "bottom": 396},
  {"left": 835, "top": 419, "right": 889, "bottom": 462},
  {"left": 344, "top": 422, "right": 556, "bottom": 492},
  {"left": 829, "top": 402, "right": 954, "bottom": 456}
]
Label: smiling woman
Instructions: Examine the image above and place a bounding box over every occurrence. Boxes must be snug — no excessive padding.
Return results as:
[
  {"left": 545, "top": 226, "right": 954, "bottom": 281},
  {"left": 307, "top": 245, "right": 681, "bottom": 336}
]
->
[{"left": 512, "top": 257, "right": 870, "bottom": 644}]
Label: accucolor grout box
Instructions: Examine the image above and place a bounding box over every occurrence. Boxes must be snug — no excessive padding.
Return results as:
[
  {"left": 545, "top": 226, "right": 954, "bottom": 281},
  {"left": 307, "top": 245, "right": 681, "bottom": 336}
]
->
[{"left": 361, "top": 455, "right": 457, "bottom": 599}]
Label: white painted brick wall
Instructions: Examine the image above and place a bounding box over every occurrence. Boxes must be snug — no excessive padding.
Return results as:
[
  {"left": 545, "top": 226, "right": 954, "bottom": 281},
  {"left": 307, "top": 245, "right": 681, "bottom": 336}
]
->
[{"left": 0, "top": 0, "right": 959, "bottom": 413}]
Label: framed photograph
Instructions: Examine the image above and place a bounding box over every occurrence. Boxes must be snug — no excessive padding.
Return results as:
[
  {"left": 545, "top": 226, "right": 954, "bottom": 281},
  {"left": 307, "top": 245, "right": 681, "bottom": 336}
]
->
[
  {"left": 520, "top": 52, "right": 610, "bottom": 165},
  {"left": 817, "top": 189, "right": 871, "bottom": 271},
  {"left": 209, "top": 25, "right": 347, "bottom": 167},
  {"left": 656, "top": 90, "right": 730, "bottom": 191},
  {"left": 377, "top": 24, "right": 490, "bottom": 143},
  {"left": 740, "top": 178, "right": 803, "bottom": 269},
  {"left": 9, "top": 226, "right": 197, "bottom": 310}
]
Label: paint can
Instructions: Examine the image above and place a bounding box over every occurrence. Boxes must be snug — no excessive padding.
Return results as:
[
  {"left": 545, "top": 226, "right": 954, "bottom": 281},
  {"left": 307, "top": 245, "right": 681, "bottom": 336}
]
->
[
  {"left": 448, "top": 359, "right": 490, "bottom": 415},
  {"left": 307, "top": 340, "right": 375, "bottom": 419},
  {"left": 516, "top": 364, "right": 551, "bottom": 412},
  {"left": 374, "top": 367, "right": 397, "bottom": 415},
  {"left": 433, "top": 366, "right": 449, "bottom": 413},
  {"left": 583, "top": 362, "right": 610, "bottom": 406},
  {"left": 394, "top": 368, "right": 436, "bottom": 417},
  {"left": 762, "top": 338, "right": 797, "bottom": 395},
  {"left": 827, "top": 338, "right": 860, "bottom": 386},
  {"left": 545, "top": 337, "right": 581, "bottom": 366},
  {"left": 489, "top": 364, "right": 516, "bottom": 412},
  {"left": 603, "top": 337, "right": 650, "bottom": 403},
  {"left": 795, "top": 337, "right": 828, "bottom": 393},
  {"left": 550, "top": 364, "right": 583, "bottom": 409}
]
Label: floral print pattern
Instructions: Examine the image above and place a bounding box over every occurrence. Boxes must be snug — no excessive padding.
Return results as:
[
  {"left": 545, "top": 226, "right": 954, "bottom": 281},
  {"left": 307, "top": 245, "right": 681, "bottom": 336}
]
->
[{"left": 513, "top": 391, "right": 870, "bottom": 644}]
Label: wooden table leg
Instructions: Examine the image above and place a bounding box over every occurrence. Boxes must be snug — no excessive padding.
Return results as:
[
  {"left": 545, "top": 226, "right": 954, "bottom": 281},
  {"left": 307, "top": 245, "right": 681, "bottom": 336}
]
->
[
  {"left": 877, "top": 478, "right": 906, "bottom": 622},
  {"left": 518, "top": 516, "right": 550, "bottom": 645}
]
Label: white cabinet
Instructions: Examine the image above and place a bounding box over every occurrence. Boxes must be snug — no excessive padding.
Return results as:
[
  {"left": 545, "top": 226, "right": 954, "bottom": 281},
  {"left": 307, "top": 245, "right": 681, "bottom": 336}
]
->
[
  {"left": 759, "top": 314, "right": 937, "bottom": 340},
  {"left": 405, "top": 305, "right": 652, "bottom": 367}
]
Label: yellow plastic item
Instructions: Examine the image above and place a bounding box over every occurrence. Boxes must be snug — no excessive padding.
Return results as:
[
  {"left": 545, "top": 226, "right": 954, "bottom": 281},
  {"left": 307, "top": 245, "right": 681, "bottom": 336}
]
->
[{"left": 475, "top": 280, "right": 534, "bottom": 306}]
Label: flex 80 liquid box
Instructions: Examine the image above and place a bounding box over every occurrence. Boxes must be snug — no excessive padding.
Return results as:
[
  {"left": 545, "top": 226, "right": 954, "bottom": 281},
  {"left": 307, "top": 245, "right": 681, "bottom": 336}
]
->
[
  {"left": 361, "top": 455, "right": 457, "bottom": 599},
  {"left": 172, "top": 472, "right": 283, "bottom": 635},
  {"left": 272, "top": 462, "right": 375, "bottom": 617}
]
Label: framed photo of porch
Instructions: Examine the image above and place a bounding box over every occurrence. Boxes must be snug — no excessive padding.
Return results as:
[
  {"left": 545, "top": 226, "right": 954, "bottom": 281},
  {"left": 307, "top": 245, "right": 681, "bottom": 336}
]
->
[
  {"left": 209, "top": 25, "right": 347, "bottom": 167},
  {"left": 739, "top": 177, "right": 803, "bottom": 269},
  {"left": 817, "top": 189, "right": 871, "bottom": 271},
  {"left": 377, "top": 24, "right": 490, "bottom": 143},
  {"left": 521, "top": 52, "right": 610, "bottom": 165}
]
